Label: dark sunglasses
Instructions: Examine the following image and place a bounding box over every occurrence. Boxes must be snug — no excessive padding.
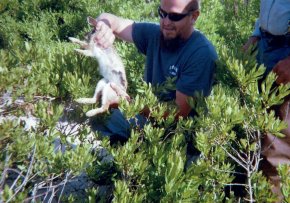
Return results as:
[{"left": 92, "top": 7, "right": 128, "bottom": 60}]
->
[{"left": 158, "top": 6, "right": 192, "bottom": 22}]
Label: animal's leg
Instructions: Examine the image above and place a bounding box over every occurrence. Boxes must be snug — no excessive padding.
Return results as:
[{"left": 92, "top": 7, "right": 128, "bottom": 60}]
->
[
  {"left": 101, "top": 84, "right": 120, "bottom": 105},
  {"left": 75, "top": 97, "right": 96, "bottom": 104},
  {"left": 74, "top": 49, "right": 94, "bottom": 57},
  {"left": 93, "top": 79, "right": 107, "bottom": 100},
  {"left": 85, "top": 84, "right": 117, "bottom": 117},
  {"left": 85, "top": 102, "right": 110, "bottom": 117},
  {"left": 68, "top": 37, "right": 88, "bottom": 48},
  {"left": 76, "top": 79, "right": 107, "bottom": 104}
]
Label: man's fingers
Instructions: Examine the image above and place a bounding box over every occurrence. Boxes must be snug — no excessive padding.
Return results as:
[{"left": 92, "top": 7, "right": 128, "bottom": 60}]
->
[
  {"left": 242, "top": 41, "right": 251, "bottom": 52},
  {"left": 242, "top": 36, "right": 259, "bottom": 53},
  {"left": 97, "top": 36, "right": 113, "bottom": 48},
  {"left": 273, "top": 64, "right": 282, "bottom": 84},
  {"left": 273, "top": 60, "right": 290, "bottom": 85},
  {"left": 109, "top": 34, "right": 115, "bottom": 43},
  {"left": 94, "top": 21, "right": 115, "bottom": 48},
  {"left": 95, "top": 20, "right": 105, "bottom": 30},
  {"left": 276, "top": 76, "right": 283, "bottom": 84}
]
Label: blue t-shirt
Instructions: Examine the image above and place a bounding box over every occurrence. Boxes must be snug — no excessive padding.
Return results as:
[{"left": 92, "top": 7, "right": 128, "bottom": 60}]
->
[{"left": 132, "top": 22, "right": 218, "bottom": 101}]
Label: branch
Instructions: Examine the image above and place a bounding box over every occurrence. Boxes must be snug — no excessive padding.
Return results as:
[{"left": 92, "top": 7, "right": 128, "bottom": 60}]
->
[
  {"left": 57, "top": 171, "right": 71, "bottom": 203},
  {"left": 212, "top": 167, "right": 246, "bottom": 176},
  {"left": 219, "top": 145, "right": 247, "bottom": 170},
  {"left": 0, "top": 150, "right": 11, "bottom": 188},
  {"left": 6, "top": 144, "right": 36, "bottom": 203},
  {"left": 224, "top": 183, "right": 247, "bottom": 187}
]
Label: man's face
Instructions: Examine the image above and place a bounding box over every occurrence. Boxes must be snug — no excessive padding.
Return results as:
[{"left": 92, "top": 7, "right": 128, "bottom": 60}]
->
[{"left": 159, "top": 0, "right": 198, "bottom": 41}]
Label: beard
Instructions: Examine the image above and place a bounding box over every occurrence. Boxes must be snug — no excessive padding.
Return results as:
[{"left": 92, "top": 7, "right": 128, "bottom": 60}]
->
[{"left": 160, "top": 31, "right": 185, "bottom": 52}]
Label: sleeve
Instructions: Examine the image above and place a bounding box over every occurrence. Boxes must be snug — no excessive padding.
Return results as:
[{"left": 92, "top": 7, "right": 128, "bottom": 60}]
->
[
  {"left": 132, "top": 22, "right": 159, "bottom": 55},
  {"left": 176, "top": 46, "right": 217, "bottom": 97},
  {"left": 252, "top": 19, "right": 261, "bottom": 37}
]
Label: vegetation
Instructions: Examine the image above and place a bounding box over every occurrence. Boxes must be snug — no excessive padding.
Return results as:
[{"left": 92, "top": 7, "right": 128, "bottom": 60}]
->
[{"left": 0, "top": 0, "right": 289, "bottom": 202}]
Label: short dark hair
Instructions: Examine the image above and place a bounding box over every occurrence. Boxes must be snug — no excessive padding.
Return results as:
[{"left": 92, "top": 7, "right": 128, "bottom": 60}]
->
[{"left": 185, "top": 0, "right": 200, "bottom": 12}]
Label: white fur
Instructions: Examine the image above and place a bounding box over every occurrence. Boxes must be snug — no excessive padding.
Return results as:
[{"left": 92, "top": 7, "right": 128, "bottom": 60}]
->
[{"left": 69, "top": 17, "right": 129, "bottom": 117}]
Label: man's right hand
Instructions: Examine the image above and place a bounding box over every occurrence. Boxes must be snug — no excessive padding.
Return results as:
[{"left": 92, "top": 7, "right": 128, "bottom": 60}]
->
[
  {"left": 94, "top": 20, "right": 116, "bottom": 49},
  {"left": 273, "top": 56, "right": 290, "bottom": 85},
  {"left": 92, "top": 13, "right": 134, "bottom": 44},
  {"left": 242, "top": 36, "right": 259, "bottom": 52}
]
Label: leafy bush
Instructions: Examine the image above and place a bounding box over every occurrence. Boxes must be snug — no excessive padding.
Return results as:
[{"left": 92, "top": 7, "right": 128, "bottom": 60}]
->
[{"left": 1, "top": 0, "right": 289, "bottom": 202}]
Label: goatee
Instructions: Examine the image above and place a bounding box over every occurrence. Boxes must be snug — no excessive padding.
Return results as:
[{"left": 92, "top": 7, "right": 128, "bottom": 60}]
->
[{"left": 160, "top": 32, "right": 184, "bottom": 52}]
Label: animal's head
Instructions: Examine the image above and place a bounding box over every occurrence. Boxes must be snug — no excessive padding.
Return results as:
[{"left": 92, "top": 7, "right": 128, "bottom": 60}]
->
[
  {"left": 87, "top": 16, "right": 98, "bottom": 28},
  {"left": 68, "top": 16, "right": 103, "bottom": 56},
  {"left": 83, "top": 17, "right": 98, "bottom": 43}
]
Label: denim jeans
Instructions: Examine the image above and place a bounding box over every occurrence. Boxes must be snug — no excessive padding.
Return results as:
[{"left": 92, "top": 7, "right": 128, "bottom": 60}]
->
[
  {"left": 90, "top": 108, "right": 148, "bottom": 141},
  {"left": 257, "top": 34, "right": 290, "bottom": 75}
]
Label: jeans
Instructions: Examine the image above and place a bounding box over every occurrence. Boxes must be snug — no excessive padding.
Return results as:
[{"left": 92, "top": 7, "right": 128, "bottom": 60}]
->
[
  {"left": 257, "top": 33, "right": 290, "bottom": 75},
  {"left": 90, "top": 108, "right": 148, "bottom": 142}
]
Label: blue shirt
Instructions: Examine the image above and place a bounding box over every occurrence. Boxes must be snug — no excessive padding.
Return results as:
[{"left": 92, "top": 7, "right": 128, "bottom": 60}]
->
[
  {"left": 253, "top": 0, "right": 290, "bottom": 36},
  {"left": 132, "top": 22, "right": 217, "bottom": 101}
]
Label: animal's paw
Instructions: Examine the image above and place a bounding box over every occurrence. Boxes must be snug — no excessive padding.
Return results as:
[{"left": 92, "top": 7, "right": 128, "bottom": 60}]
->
[
  {"left": 109, "top": 83, "right": 130, "bottom": 102},
  {"left": 86, "top": 108, "right": 107, "bottom": 117},
  {"left": 76, "top": 98, "right": 96, "bottom": 104},
  {"left": 68, "top": 37, "right": 79, "bottom": 43}
]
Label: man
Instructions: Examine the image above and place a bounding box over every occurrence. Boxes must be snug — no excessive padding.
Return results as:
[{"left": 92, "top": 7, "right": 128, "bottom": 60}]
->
[
  {"left": 243, "top": 0, "right": 290, "bottom": 200},
  {"left": 91, "top": 0, "right": 217, "bottom": 143}
]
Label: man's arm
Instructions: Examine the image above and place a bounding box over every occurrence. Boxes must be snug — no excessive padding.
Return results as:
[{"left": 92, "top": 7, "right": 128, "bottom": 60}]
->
[
  {"left": 139, "top": 91, "right": 192, "bottom": 119},
  {"left": 94, "top": 13, "right": 134, "bottom": 48},
  {"left": 95, "top": 14, "right": 195, "bottom": 119},
  {"left": 242, "top": 19, "right": 260, "bottom": 52},
  {"left": 175, "top": 90, "right": 193, "bottom": 118},
  {"left": 273, "top": 56, "right": 290, "bottom": 84}
]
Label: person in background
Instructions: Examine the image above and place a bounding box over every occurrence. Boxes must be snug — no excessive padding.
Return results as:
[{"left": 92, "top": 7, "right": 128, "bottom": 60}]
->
[
  {"left": 90, "top": 0, "right": 217, "bottom": 147},
  {"left": 243, "top": 0, "right": 290, "bottom": 200}
]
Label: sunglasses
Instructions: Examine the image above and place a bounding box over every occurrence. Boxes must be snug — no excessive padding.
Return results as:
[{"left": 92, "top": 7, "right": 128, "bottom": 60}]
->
[{"left": 158, "top": 6, "right": 192, "bottom": 22}]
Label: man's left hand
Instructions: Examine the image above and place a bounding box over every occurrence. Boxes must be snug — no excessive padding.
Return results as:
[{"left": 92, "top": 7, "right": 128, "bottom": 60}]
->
[{"left": 273, "top": 56, "right": 290, "bottom": 84}]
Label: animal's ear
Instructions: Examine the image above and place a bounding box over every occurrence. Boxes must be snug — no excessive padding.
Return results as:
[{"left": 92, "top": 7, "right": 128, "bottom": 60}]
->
[{"left": 87, "top": 16, "right": 98, "bottom": 27}]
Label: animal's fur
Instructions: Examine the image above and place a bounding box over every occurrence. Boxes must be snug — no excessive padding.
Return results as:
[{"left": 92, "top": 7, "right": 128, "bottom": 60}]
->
[{"left": 69, "top": 16, "right": 129, "bottom": 117}]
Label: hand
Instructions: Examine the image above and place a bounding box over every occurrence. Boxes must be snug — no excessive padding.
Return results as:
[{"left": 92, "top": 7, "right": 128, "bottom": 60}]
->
[
  {"left": 93, "top": 20, "right": 115, "bottom": 48},
  {"left": 140, "top": 106, "right": 150, "bottom": 118},
  {"left": 273, "top": 56, "right": 290, "bottom": 84},
  {"left": 110, "top": 83, "right": 131, "bottom": 102},
  {"left": 242, "top": 36, "right": 259, "bottom": 52},
  {"left": 108, "top": 83, "right": 131, "bottom": 109}
]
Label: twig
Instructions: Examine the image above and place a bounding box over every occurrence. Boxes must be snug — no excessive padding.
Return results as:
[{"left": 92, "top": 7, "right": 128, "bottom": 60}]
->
[
  {"left": 47, "top": 186, "right": 55, "bottom": 203},
  {"left": 0, "top": 150, "right": 11, "bottom": 188},
  {"left": 6, "top": 144, "right": 36, "bottom": 203},
  {"left": 220, "top": 145, "right": 247, "bottom": 170},
  {"left": 57, "top": 171, "right": 71, "bottom": 203},
  {"left": 10, "top": 171, "right": 23, "bottom": 191},
  {"left": 44, "top": 174, "right": 55, "bottom": 201},
  {"left": 212, "top": 167, "right": 246, "bottom": 176},
  {"left": 224, "top": 183, "right": 247, "bottom": 187}
]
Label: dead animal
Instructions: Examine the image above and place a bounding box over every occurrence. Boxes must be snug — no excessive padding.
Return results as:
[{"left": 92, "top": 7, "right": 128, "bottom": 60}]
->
[{"left": 69, "top": 16, "right": 129, "bottom": 117}]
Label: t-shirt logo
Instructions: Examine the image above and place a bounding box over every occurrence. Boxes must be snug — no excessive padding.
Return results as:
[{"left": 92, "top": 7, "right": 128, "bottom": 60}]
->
[{"left": 169, "top": 65, "right": 178, "bottom": 77}]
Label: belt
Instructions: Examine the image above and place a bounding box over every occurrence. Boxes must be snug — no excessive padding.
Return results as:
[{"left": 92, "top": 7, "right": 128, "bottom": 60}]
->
[{"left": 260, "top": 28, "right": 290, "bottom": 47}]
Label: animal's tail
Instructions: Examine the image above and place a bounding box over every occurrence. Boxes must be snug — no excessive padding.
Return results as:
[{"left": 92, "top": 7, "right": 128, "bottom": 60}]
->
[{"left": 75, "top": 98, "right": 96, "bottom": 104}]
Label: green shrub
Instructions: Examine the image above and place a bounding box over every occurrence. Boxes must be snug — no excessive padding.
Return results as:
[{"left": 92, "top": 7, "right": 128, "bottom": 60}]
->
[{"left": 1, "top": 0, "right": 289, "bottom": 202}]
